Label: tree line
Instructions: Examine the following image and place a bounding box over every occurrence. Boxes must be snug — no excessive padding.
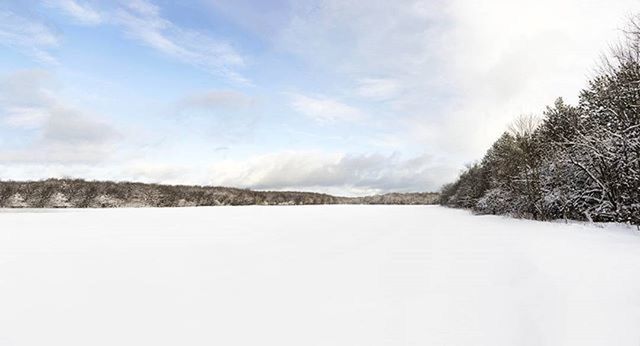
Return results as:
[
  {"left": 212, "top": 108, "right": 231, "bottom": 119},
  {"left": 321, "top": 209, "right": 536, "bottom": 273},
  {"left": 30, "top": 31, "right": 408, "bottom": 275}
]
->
[
  {"left": 440, "top": 16, "right": 640, "bottom": 225},
  {"left": 0, "top": 179, "right": 439, "bottom": 208}
]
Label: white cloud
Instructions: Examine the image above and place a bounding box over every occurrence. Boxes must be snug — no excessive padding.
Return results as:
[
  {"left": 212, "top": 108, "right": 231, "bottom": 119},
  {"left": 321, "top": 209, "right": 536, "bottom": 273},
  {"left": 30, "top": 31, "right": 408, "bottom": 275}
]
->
[
  {"left": 42, "top": 106, "right": 117, "bottom": 146},
  {"left": 0, "top": 69, "right": 56, "bottom": 127},
  {"left": 23, "top": 0, "right": 249, "bottom": 83},
  {"left": 113, "top": 0, "right": 248, "bottom": 84},
  {"left": 289, "top": 93, "right": 363, "bottom": 123},
  {"left": 0, "top": 70, "right": 119, "bottom": 164},
  {"left": 426, "top": 0, "right": 640, "bottom": 158},
  {"left": 0, "top": 11, "right": 59, "bottom": 64},
  {"left": 45, "top": 0, "right": 103, "bottom": 25},
  {"left": 0, "top": 109, "right": 119, "bottom": 164},
  {"left": 272, "top": 0, "right": 640, "bottom": 162},
  {"left": 208, "top": 151, "right": 456, "bottom": 196}
]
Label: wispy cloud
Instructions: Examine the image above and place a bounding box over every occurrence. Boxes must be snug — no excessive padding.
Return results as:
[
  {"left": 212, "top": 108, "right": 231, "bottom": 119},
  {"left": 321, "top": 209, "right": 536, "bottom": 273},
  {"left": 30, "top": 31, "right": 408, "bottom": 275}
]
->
[
  {"left": 289, "top": 93, "right": 363, "bottom": 123},
  {"left": 44, "top": 0, "right": 103, "bottom": 25},
  {"left": 0, "top": 11, "right": 59, "bottom": 64},
  {"left": 113, "top": 0, "right": 248, "bottom": 84},
  {"left": 5, "top": 0, "right": 248, "bottom": 83}
]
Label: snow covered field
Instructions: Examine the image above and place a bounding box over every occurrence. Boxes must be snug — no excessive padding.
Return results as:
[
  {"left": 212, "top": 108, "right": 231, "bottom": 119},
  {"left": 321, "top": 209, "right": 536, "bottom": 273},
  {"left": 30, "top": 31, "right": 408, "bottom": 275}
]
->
[{"left": 1, "top": 205, "right": 639, "bottom": 346}]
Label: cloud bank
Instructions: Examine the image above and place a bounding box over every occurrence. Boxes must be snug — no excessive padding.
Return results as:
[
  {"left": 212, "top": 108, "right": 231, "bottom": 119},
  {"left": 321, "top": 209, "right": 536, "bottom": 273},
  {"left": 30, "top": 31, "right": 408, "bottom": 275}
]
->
[{"left": 208, "top": 151, "right": 456, "bottom": 196}]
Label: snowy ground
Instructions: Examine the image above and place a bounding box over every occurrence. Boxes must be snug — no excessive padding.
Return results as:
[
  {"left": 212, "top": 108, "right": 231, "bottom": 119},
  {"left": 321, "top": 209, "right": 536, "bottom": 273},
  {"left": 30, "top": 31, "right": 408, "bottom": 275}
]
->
[{"left": 1, "top": 205, "right": 639, "bottom": 346}]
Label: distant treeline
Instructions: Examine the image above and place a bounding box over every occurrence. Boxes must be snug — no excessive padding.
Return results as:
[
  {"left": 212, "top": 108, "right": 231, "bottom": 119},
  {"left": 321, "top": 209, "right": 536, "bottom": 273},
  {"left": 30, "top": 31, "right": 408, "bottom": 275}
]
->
[
  {"left": 440, "top": 16, "right": 640, "bottom": 225},
  {"left": 0, "top": 179, "right": 439, "bottom": 208}
]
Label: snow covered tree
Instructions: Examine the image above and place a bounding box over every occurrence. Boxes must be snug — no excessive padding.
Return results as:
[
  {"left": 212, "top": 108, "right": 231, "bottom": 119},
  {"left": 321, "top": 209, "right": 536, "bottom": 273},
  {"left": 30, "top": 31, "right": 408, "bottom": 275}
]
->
[{"left": 441, "top": 15, "right": 640, "bottom": 224}]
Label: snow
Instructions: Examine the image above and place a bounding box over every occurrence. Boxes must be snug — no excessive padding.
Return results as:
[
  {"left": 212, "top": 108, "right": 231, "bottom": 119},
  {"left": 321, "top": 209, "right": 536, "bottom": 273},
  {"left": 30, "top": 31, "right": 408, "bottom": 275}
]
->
[{"left": 1, "top": 205, "right": 639, "bottom": 346}]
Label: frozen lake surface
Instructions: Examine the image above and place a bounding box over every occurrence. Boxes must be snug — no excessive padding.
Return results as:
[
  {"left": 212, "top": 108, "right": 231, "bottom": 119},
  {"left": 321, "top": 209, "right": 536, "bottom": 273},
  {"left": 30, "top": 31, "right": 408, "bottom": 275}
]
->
[{"left": 1, "top": 205, "right": 639, "bottom": 345}]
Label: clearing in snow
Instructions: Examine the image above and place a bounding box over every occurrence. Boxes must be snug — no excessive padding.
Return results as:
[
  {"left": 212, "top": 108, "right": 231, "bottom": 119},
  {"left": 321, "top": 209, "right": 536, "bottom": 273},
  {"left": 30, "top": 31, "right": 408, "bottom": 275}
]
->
[{"left": 1, "top": 205, "right": 639, "bottom": 345}]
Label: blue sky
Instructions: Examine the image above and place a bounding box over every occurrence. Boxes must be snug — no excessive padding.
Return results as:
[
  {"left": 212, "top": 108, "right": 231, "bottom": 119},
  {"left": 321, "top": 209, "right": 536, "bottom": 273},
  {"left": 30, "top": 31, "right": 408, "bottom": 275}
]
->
[{"left": 0, "top": 0, "right": 639, "bottom": 195}]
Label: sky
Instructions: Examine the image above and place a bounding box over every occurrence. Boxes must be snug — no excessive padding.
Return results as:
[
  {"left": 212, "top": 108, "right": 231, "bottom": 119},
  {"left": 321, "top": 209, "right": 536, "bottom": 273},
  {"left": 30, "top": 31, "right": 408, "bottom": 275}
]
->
[{"left": 0, "top": 0, "right": 639, "bottom": 196}]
